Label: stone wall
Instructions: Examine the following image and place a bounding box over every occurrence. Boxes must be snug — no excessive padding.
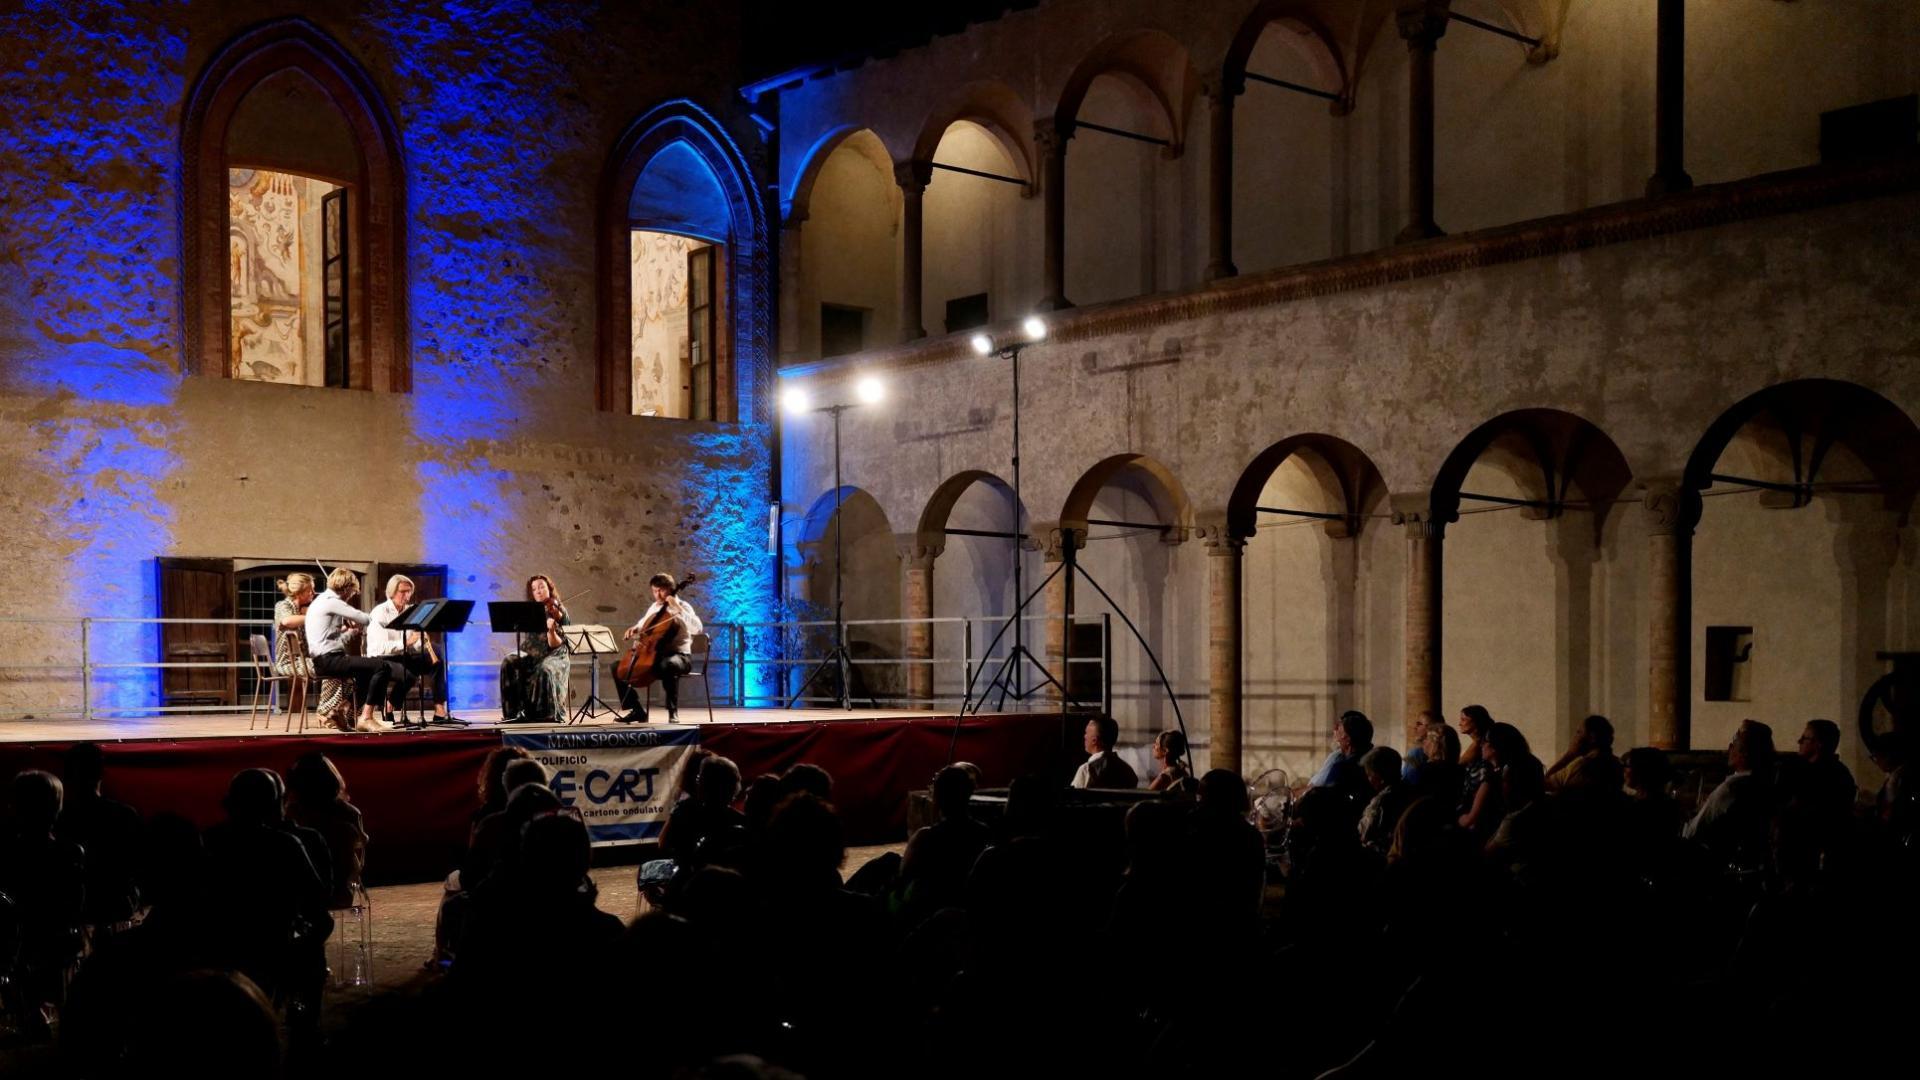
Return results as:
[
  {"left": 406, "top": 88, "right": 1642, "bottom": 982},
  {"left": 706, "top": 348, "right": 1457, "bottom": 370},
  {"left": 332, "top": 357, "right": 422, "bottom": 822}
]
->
[
  {"left": 779, "top": 180, "right": 1920, "bottom": 784},
  {"left": 0, "top": 0, "right": 776, "bottom": 715}
]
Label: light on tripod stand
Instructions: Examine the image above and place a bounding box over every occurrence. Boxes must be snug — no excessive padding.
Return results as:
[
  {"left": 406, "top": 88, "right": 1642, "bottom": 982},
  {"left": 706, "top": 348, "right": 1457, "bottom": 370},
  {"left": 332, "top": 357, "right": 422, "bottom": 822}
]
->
[
  {"left": 780, "top": 373, "right": 886, "bottom": 711},
  {"left": 971, "top": 315, "right": 1049, "bottom": 359}
]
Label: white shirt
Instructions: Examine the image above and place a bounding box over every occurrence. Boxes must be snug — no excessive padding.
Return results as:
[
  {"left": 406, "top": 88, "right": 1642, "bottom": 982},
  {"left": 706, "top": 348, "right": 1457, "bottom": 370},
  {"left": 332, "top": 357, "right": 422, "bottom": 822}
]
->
[
  {"left": 305, "top": 590, "right": 370, "bottom": 657},
  {"left": 1070, "top": 752, "right": 1107, "bottom": 790},
  {"left": 627, "top": 598, "right": 703, "bottom": 656},
  {"left": 367, "top": 599, "right": 422, "bottom": 658}
]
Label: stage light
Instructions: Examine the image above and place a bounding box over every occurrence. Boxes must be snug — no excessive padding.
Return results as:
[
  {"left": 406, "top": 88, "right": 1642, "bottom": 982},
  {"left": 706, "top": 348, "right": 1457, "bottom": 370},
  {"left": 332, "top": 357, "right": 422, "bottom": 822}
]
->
[
  {"left": 855, "top": 375, "right": 884, "bottom": 404},
  {"left": 1022, "top": 315, "right": 1047, "bottom": 342},
  {"left": 970, "top": 332, "right": 993, "bottom": 357},
  {"left": 781, "top": 386, "right": 810, "bottom": 415}
]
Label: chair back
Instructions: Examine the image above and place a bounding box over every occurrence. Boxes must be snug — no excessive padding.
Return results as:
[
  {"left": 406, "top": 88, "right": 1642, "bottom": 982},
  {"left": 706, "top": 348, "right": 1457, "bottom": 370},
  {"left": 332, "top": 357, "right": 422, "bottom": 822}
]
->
[
  {"left": 248, "top": 633, "right": 274, "bottom": 678},
  {"left": 688, "top": 632, "right": 711, "bottom": 675}
]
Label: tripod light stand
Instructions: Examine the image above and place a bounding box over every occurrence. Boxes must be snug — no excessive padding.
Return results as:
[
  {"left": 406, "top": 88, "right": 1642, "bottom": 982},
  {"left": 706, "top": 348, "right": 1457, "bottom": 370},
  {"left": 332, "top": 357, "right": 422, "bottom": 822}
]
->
[
  {"left": 964, "top": 316, "right": 1079, "bottom": 712},
  {"left": 783, "top": 376, "right": 885, "bottom": 710}
]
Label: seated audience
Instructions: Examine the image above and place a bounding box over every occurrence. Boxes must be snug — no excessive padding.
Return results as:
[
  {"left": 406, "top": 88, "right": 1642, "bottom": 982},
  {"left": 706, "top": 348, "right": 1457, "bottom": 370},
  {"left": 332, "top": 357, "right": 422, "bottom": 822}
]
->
[
  {"left": 1146, "top": 728, "right": 1194, "bottom": 792},
  {"left": 1307, "top": 710, "right": 1376, "bottom": 802},
  {"left": 1545, "top": 714, "right": 1623, "bottom": 796},
  {"left": 0, "top": 769, "right": 87, "bottom": 1034},
  {"left": 897, "top": 764, "right": 991, "bottom": 921},
  {"left": 1357, "top": 746, "right": 1415, "bottom": 855},
  {"left": 661, "top": 753, "right": 746, "bottom": 868},
  {"left": 287, "top": 752, "right": 369, "bottom": 910},
  {"left": 56, "top": 741, "right": 143, "bottom": 935},
  {"left": 1070, "top": 715, "right": 1139, "bottom": 789},
  {"left": 1684, "top": 719, "right": 1776, "bottom": 868}
]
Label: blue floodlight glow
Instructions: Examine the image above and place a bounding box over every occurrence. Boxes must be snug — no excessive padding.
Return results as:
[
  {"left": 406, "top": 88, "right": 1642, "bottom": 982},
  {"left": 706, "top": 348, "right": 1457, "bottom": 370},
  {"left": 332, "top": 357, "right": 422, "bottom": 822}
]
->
[{"left": 0, "top": 0, "right": 188, "bottom": 711}]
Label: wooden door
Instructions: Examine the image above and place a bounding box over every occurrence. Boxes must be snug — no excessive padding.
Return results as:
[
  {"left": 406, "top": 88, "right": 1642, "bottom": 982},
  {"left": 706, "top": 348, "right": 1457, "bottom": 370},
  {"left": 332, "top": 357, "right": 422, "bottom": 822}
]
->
[{"left": 157, "top": 557, "right": 235, "bottom": 708}]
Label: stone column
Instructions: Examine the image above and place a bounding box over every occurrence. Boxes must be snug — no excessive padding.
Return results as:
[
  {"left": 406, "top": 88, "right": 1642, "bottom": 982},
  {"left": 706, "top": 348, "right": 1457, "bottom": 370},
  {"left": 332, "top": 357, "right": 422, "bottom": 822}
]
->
[
  {"left": 1392, "top": 495, "right": 1449, "bottom": 743},
  {"left": 777, "top": 216, "right": 806, "bottom": 365},
  {"left": 1041, "top": 525, "right": 1084, "bottom": 703},
  {"left": 1642, "top": 478, "right": 1702, "bottom": 750},
  {"left": 895, "top": 161, "right": 931, "bottom": 342},
  {"left": 1549, "top": 515, "right": 1597, "bottom": 752},
  {"left": 1834, "top": 508, "right": 1899, "bottom": 774},
  {"left": 1395, "top": 3, "right": 1448, "bottom": 243},
  {"left": 1645, "top": 0, "right": 1694, "bottom": 197},
  {"left": 897, "top": 534, "right": 943, "bottom": 704},
  {"left": 1204, "top": 77, "right": 1242, "bottom": 282},
  {"left": 1320, "top": 522, "right": 1361, "bottom": 718},
  {"left": 1035, "top": 119, "right": 1073, "bottom": 311},
  {"left": 1206, "top": 532, "right": 1247, "bottom": 777}
]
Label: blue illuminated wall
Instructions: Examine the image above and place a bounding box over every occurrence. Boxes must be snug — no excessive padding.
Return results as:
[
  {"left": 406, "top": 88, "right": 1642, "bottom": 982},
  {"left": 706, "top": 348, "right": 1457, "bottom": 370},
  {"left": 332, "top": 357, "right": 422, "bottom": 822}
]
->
[
  {"left": 0, "top": 1, "right": 776, "bottom": 718},
  {"left": 0, "top": 0, "right": 186, "bottom": 711}
]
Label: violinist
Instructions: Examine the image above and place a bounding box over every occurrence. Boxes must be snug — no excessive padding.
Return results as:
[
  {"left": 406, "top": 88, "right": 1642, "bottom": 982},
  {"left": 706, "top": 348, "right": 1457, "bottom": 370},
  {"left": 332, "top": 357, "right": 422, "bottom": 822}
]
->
[
  {"left": 499, "top": 574, "right": 572, "bottom": 723},
  {"left": 368, "top": 574, "right": 458, "bottom": 724},
  {"left": 618, "top": 573, "right": 703, "bottom": 723},
  {"left": 305, "top": 568, "right": 392, "bottom": 732}
]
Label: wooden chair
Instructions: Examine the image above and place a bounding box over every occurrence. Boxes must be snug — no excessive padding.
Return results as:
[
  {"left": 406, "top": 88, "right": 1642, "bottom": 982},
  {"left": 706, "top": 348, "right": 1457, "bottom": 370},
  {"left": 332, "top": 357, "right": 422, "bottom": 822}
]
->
[
  {"left": 647, "top": 632, "right": 717, "bottom": 723},
  {"left": 249, "top": 633, "right": 306, "bottom": 732}
]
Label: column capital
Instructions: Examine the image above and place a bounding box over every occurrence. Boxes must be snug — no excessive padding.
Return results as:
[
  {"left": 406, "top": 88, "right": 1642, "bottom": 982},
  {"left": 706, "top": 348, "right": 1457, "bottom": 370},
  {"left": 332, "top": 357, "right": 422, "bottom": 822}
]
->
[
  {"left": 1034, "top": 117, "right": 1074, "bottom": 155},
  {"left": 894, "top": 531, "right": 944, "bottom": 567},
  {"left": 1390, "top": 493, "right": 1452, "bottom": 539},
  {"left": 893, "top": 159, "right": 933, "bottom": 193},
  {"left": 1397, "top": 2, "right": 1451, "bottom": 49},
  {"left": 1206, "top": 73, "right": 1246, "bottom": 101},
  {"left": 1205, "top": 533, "right": 1247, "bottom": 556},
  {"left": 1041, "top": 524, "right": 1086, "bottom": 559},
  {"left": 1640, "top": 477, "right": 1703, "bottom": 536}
]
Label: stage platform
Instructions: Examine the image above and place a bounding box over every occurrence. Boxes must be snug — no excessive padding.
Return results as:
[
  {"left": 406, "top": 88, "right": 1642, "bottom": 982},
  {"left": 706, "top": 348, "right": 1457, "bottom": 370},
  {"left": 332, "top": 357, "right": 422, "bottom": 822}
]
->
[{"left": 0, "top": 706, "right": 1074, "bottom": 885}]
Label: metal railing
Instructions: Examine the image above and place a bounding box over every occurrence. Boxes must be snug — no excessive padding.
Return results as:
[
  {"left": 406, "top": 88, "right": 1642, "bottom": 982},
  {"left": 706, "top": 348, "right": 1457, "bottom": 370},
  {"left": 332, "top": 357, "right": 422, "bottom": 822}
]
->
[{"left": 0, "top": 611, "right": 1113, "bottom": 722}]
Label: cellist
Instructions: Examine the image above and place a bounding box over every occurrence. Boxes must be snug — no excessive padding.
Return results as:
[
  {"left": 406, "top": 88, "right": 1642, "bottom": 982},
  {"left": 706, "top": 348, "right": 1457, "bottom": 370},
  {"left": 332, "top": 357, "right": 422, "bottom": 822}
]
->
[{"left": 618, "top": 573, "right": 703, "bottom": 723}]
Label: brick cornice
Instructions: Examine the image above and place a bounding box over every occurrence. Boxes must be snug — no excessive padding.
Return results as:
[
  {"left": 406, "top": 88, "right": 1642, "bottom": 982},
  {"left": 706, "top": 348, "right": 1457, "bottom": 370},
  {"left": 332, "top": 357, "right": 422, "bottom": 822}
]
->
[{"left": 778, "top": 157, "right": 1920, "bottom": 380}]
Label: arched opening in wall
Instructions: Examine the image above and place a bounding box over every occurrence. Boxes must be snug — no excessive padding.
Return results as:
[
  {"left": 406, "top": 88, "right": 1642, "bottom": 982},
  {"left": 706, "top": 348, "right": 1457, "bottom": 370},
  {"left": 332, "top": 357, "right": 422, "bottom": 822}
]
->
[
  {"left": 1432, "top": 410, "right": 1632, "bottom": 757},
  {"left": 602, "top": 101, "right": 767, "bottom": 420},
  {"left": 1060, "top": 454, "right": 1197, "bottom": 769},
  {"left": 921, "top": 118, "right": 1034, "bottom": 335},
  {"left": 789, "top": 486, "right": 903, "bottom": 705},
  {"left": 182, "top": 19, "right": 406, "bottom": 389},
  {"left": 916, "top": 470, "right": 1039, "bottom": 703},
  {"left": 1057, "top": 32, "right": 1197, "bottom": 306},
  {"left": 792, "top": 129, "right": 901, "bottom": 358},
  {"left": 1685, "top": 380, "right": 1920, "bottom": 785},
  {"left": 1227, "top": 7, "right": 1350, "bottom": 271},
  {"left": 1226, "top": 434, "right": 1387, "bottom": 781},
  {"left": 626, "top": 142, "right": 731, "bottom": 420}
]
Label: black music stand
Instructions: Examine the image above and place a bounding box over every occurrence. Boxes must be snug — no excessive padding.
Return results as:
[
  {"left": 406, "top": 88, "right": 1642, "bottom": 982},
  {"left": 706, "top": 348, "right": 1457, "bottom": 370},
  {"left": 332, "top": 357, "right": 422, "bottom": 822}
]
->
[
  {"left": 490, "top": 601, "right": 557, "bottom": 724},
  {"left": 389, "top": 599, "right": 474, "bottom": 728},
  {"left": 562, "top": 625, "right": 622, "bottom": 725}
]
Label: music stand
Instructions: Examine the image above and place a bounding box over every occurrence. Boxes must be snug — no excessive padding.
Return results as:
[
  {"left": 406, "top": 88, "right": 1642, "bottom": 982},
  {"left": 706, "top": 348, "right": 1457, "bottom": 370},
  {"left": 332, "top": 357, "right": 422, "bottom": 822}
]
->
[
  {"left": 562, "top": 625, "right": 621, "bottom": 724},
  {"left": 389, "top": 599, "right": 474, "bottom": 727}
]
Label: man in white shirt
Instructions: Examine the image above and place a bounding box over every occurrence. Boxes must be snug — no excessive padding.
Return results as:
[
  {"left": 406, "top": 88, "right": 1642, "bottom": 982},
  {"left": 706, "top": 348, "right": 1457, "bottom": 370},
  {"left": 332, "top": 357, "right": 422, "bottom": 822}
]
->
[
  {"left": 304, "top": 569, "right": 391, "bottom": 732},
  {"left": 368, "top": 574, "right": 454, "bottom": 725},
  {"left": 617, "top": 573, "right": 703, "bottom": 723},
  {"left": 1070, "top": 715, "right": 1138, "bottom": 789},
  {"left": 1684, "top": 718, "right": 1775, "bottom": 865}
]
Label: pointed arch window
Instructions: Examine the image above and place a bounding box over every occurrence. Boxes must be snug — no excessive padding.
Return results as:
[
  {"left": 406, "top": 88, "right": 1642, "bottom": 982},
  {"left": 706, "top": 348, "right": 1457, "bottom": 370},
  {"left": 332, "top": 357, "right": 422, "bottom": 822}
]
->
[
  {"left": 601, "top": 103, "right": 768, "bottom": 422},
  {"left": 182, "top": 20, "right": 407, "bottom": 390}
]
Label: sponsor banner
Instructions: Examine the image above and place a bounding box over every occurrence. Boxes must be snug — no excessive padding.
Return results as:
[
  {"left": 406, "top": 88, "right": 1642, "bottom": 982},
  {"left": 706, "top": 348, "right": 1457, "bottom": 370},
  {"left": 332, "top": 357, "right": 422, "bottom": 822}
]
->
[{"left": 502, "top": 726, "right": 699, "bottom": 845}]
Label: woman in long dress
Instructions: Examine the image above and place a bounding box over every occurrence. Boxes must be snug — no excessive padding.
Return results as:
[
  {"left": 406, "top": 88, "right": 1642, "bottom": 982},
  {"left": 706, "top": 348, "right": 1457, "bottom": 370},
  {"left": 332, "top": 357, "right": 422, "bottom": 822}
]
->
[{"left": 499, "top": 574, "right": 570, "bottom": 722}]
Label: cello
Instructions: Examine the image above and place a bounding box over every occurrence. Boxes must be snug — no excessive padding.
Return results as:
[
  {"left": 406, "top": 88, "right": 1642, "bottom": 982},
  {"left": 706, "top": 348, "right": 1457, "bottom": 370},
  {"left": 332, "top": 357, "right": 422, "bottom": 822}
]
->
[{"left": 613, "top": 573, "right": 698, "bottom": 688}]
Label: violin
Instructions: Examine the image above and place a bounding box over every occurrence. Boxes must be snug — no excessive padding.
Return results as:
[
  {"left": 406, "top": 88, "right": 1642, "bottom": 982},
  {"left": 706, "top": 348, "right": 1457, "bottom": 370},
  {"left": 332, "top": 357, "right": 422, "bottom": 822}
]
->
[{"left": 614, "top": 574, "right": 698, "bottom": 688}]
